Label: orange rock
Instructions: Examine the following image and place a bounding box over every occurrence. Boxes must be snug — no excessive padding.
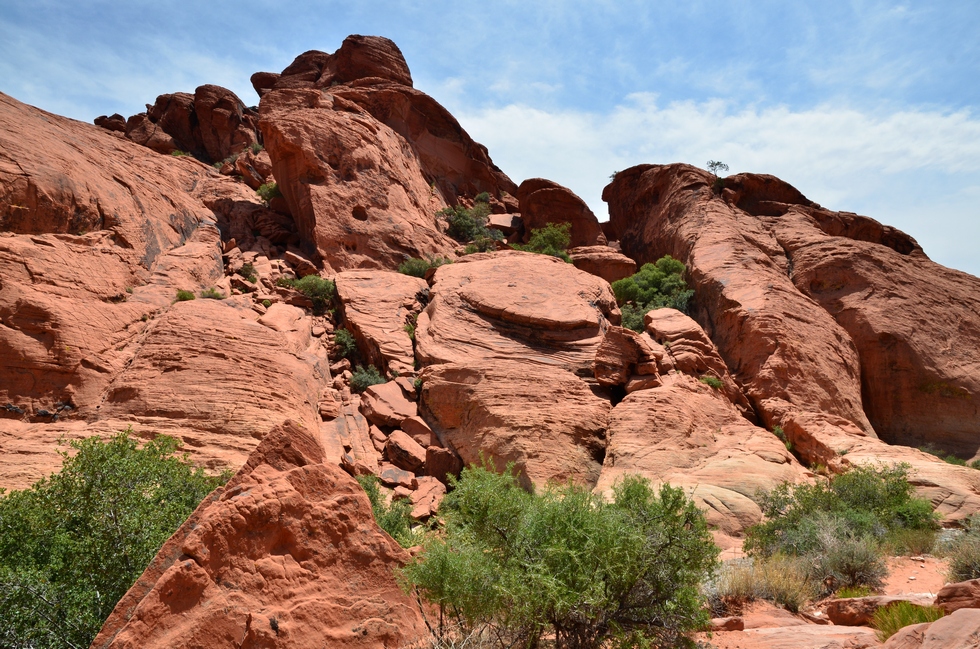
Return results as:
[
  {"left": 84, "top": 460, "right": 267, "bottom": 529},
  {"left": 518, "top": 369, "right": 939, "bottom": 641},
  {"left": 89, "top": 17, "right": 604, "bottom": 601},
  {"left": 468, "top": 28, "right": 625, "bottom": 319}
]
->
[
  {"left": 568, "top": 245, "right": 637, "bottom": 283},
  {"left": 825, "top": 595, "right": 936, "bottom": 626},
  {"left": 935, "top": 578, "right": 980, "bottom": 614},
  {"left": 881, "top": 608, "right": 980, "bottom": 649},
  {"left": 360, "top": 381, "right": 418, "bottom": 428},
  {"left": 385, "top": 430, "right": 426, "bottom": 473},
  {"left": 401, "top": 416, "right": 433, "bottom": 447},
  {"left": 92, "top": 421, "right": 427, "bottom": 649},
  {"left": 518, "top": 178, "right": 605, "bottom": 247},
  {"left": 409, "top": 476, "right": 446, "bottom": 520}
]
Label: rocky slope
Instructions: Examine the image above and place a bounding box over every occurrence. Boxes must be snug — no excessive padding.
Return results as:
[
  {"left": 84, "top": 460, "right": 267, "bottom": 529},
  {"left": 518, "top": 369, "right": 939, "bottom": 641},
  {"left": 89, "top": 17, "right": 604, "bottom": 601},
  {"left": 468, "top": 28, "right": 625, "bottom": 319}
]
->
[{"left": 1, "top": 33, "right": 979, "bottom": 648}]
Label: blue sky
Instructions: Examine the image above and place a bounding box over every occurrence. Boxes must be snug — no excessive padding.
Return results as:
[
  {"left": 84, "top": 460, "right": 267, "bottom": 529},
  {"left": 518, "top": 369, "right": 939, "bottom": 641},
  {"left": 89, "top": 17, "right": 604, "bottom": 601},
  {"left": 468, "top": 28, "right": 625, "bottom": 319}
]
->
[{"left": 2, "top": 1, "right": 978, "bottom": 274}]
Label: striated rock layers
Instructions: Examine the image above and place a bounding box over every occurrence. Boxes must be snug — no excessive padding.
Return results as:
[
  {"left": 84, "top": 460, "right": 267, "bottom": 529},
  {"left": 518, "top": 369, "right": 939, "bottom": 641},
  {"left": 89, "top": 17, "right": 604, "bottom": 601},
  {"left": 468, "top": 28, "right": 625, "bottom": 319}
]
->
[
  {"left": 604, "top": 163, "right": 980, "bottom": 521},
  {"left": 92, "top": 421, "right": 427, "bottom": 649}
]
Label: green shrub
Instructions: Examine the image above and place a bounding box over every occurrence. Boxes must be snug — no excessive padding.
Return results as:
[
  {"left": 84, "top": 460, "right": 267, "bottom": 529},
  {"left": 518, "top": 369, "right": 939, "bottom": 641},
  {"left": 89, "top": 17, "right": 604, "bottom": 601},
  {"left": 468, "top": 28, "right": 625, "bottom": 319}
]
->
[
  {"left": 884, "top": 528, "right": 937, "bottom": 555},
  {"left": 700, "top": 375, "right": 723, "bottom": 390},
  {"left": 872, "top": 602, "right": 944, "bottom": 642},
  {"left": 0, "top": 431, "right": 228, "bottom": 648},
  {"left": 811, "top": 522, "right": 888, "bottom": 593},
  {"left": 261, "top": 299, "right": 272, "bottom": 308},
  {"left": 401, "top": 464, "right": 718, "bottom": 649},
  {"left": 440, "top": 203, "right": 502, "bottom": 244},
  {"left": 463, "top": 234, "right": 502, "bottom": 254},
  {"left": 170, "top": 149, "right": 190, "bottom": 157},
  {"left": 200, "top": 287, "right": 224, "bottom": 299},
  {"left": 350, "top": 365, "right": 385, "bottom": 393},
  {"left": 276, "top": 275, "right": 334, "bottom": 315},
  {"left": 175, "top": 289, "right": 195, "bottom": 301},
  {"left": 836, "top": 585, "right": 874, "bottom": 599},
  {"left": 946, "top": 515, "right": 980, "bottom": 582},
  {"left": 474, "top": 191, "right": 491, "bottom": 203},
  {"left": 611, "top": 255, "right": 695, "bottom": 332},
  {"left": 404, "top": 313, "right": 417, "bottom": 341},
  {"left": 356, "top": 475, "right": 417, "bottom": 547},
  {"left": 256, "top": 181, "right": 281, "bottom": 202},
  {"left": 249, "top": 142, "right": 263, "bottom": 154},
  {"left": 511, "top": 222, "right": 573, "bottom": 262},
  {"left": 771, "top": 425, "right": 793, "bottom": 452},
  {"left": 236, "top": 262, "right": 257, "bottom": 283},
  {"left": 919, "top": 444, "right": 971, "bottom": 467},
  {"left": 334, "top": 328, "right": 358, "bottom": 359},
  {"left": 398, "top": 256, "right": 452, "bottom": 278}
]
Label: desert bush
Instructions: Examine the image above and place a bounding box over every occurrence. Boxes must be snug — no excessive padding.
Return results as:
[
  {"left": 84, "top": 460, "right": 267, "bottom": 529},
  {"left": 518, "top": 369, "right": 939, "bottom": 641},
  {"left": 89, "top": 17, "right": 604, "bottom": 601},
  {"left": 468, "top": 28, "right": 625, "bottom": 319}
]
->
[
  {"left": 350, "top": 365, "right": 385, "bottom": 393},
  {"left": 463, "top": 233, "right": 503, "bottom": 254},
  {"left": 0, "top": 431, "right": 228, "bottom": 648},
  {"left": 809, "top": 522, "right": 888, "bottom": 593},
  {"left": 276, "top": 275, "right": 334, "bottom": 314},
  {"left": 236, "top": 262, "right": 257, "bottom": 283},
  {"left": 872, "top": 601, "right": 944, "bottom": 642},
  {"left": 256, "top": 181, "right": 281, "bottom": 203},
  {"left": 884, "top": 528, "right": 937, "bottom": 556},
  {"left": 200, "top": 287, "right": 224, "bottom": 299},
  {"left": 261, "top": 299, "right": 272, "bottom": 308},
  {"left": 611, "top": 255, "right": 695, "bottom": 332},
  {"left": 474, "top": 191, "right": 491, "bottom": 203},
  {"left": 175, "top": 289, "right": 195, "bottom": 301},
  {"left": 712, "top": 555, "right": 817, "bottom": 613},
  {"left": 440, "top": 203, "right": 502, "bottom": 244},
  {"left": 945, "top": 515, "right": 980, "bottom": 581},
  {"left": 399, "top": 256, "right": 452, "bottom": 277},
  {"left": 836, "top": 585, "right": 874, "bottom": 599},
  {"left": 249, "top": 142, "right": 263, "bottom": 153},
  {"left": 401, "top": 464, "right": 718, "bottom": 649},
  {"left": 356, "top": 475, "right": 417, "bottom": 547},
  {"left": 334, "top": 328, "right": 358, "bottom": 359},
  {"left": 511, "top": 222, "right": 572, "bottom": 262},
  {"left": 699, "top": 375, "right": 723, "bottom": 390}
]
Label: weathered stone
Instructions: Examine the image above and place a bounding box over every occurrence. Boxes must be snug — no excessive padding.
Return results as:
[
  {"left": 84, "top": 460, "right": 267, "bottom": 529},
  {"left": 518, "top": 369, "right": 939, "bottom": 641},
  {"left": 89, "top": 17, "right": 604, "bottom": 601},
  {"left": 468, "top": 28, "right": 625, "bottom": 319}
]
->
[
  {"left": 936, "top": 578, "right": 980, "bottom": 614},
  {"left": 385, "top": 430, "right": 426, "bottom": 473},
  {"left": 360, "top": 381, "right": 418, "bottom": 428},
  {"left": 568, "top": 245, "right": 637, "bottom": 283}
]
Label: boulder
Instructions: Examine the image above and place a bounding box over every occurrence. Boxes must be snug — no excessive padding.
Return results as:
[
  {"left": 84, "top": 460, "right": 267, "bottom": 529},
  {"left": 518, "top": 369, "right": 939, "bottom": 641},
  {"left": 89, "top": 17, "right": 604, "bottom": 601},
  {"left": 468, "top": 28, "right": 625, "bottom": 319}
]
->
[
  {"left": 409, "top": 476, "right": 446, "bottom": 520},
  {"left": 193, "top": 84, "right": 259, "bottom": 162},
  {"left": 401, "top": 416, "right": 434, "bottom": 447},
  {"left": 415, "top": 251, "right": 620, "bottom": 374},
  {"left": 825, "top": 595, "right": 936, "bottom": 626},
  {"left": 881, "top": 608, "right": 980, "bottom": 649},
  {"left": 385, "top": 430, "right": 426, "bottom": 473},
  {"left": 425, "top": 445, "right": 463, "bottom": 485},
  {"left": 94, "top": 113, "right": 127, "bottom": 132},
  {"left": 936, "top": 578, "right": 980, "bottom": 614},
  {"left": 732, "top": 625, "right": 880, "bottom": 649},
  {"left": 518, "top": 178, "right": 604, "bottom": 247},
  {"left": 421, "top": 361, "right": 609, "bottom": 489},
  {"left": 91, "top": 421, "right": 427, "bottom": 649},
  {"left": 568, "top": 245, "right": 637, "bottom": 283},
  {"left": 335, "top": 270, "right": 427, "bottom": 375},
  {"left": 360, "top": 381, "right": 418, "bottom": 428},
  {"left": 593, "top": 326, "right": 669, "bottom": 387}
]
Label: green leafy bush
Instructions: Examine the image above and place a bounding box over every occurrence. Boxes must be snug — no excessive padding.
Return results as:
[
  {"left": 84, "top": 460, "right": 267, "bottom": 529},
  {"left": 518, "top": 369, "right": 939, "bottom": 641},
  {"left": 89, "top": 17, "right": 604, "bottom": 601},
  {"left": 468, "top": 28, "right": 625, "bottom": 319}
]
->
[
  {"left": 356, "top": 475, "right": 417, "bottom": 547},
  {"left": 170, "top": 149, "right": 190, "bottom": 157},
  {"left": 236, "top": 262, "right": 257, "bottom": 283},
  {"left": 261, "top": 299, "right": 272, "bottom": 308},
  {"left": 350, "top": 365, "right": 385, "bottom": 393},
  {"left": 746, "top": 464, "right": 937, "bottom": 595},
  {"left": 401, "top": 464, "right": 718, "bottom": 649},
  {"left": 463, "top": 233, "right": 503, "bottom": 254},
  {"left": 872, "top": 602, "right": 944, "bottom": 642},
  {"left": 398, "top": 256, "right": 452, "bottom": 277},
  {"left": 200, "top": 287, "right": 224, "bottom": 299},
  {"left": 611, "top": 255, "right": 695, "bottom": 332},
  {"left": 334, "top": 328, "right": 358, "bottom": 359},
  {"left": 276, "top": 275, "right": 334, "bottom": 315},
  {"left": 175, "top": 289, "right": 195, "bottom": 301},
  {"left": 474, "top": 191, "right": 491, "bottom": 203},
  {"left": 440, "top": 203, "right": 502, "bottom": 244},
  {"left": 700, "top": 375, "right": 723, "bottom": 390},
  {"left": 256, "top": 181, "right": 281, "bottom": 203},
  {"left": 511, "top": 222, "right": 572, "bottom": 262},
  {"left": 0, "top": 431, "right": 227, "bottom": 648}
]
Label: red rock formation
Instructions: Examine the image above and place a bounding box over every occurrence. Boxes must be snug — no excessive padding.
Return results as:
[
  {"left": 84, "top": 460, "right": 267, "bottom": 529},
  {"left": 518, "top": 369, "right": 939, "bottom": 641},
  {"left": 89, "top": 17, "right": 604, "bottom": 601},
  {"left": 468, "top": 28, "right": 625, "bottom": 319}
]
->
[
  {"left": 517, "top": 178, "right": 605, "bottom": 247},
  {"left": 568, "top": 245, "right": 637, "bottom": 283},
  {"left": 880, "top": 608, "right": 980, "bottom": 649},
  {"left": 92, "top": 421, "right": 427, "bottom": 649}
]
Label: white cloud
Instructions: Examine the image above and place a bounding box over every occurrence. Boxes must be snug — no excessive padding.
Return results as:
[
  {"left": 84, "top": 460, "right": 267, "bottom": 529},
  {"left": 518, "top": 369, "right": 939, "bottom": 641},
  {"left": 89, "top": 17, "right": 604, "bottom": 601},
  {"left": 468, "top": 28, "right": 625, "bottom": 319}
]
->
[{"left": 452, "top": 97, "right": 980, "bottom": 276}]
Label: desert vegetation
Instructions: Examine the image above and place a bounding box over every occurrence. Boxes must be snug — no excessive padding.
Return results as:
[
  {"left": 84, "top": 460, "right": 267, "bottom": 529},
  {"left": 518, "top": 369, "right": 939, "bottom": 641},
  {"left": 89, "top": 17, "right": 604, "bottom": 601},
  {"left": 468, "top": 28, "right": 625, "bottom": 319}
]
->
[
  {"left": 398, "top": 255, "right": 453, "bottom": 277},
  {"left": 511, "top": 222, "right": 573, "bottom": 262},
  {"left": 611, "top": 255, "right": 695, "bottom": 331},
  {"left": 440, "top": 197, "right": 505, "bottom": 253},
  {"left": 275, "top": 274, "right": 335, "bottom": 314},
  {"left": 350, "top": 364, "right": 386, "bottom": 392}
]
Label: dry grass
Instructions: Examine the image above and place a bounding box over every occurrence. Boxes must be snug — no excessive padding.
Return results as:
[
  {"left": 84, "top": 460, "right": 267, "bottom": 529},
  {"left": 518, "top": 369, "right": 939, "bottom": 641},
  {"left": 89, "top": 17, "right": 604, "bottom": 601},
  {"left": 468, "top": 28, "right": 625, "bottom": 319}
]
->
[{"left": 713, "top": 555, "right": 818, "bottom": 613}]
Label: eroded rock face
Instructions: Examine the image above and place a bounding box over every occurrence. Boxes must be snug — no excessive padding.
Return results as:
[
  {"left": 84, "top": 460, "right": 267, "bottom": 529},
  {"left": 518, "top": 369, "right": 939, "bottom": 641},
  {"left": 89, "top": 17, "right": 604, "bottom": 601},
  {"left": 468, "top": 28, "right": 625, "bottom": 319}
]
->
[
  {"left": 568, "top": 245, "right": 637, "bottom": 283},
  {"left": 421, "top": 361, "right": 609, "bottom": 489},
  {"left": 92, "top": 421, "right": 427, "bottom": 649},
  {"left": 517, "top": 178, "right": 605, "bottom": 247},
  {"left": 880, "top": 608, "right": 980, "bottom": 649},
  {"left": 595, "top": 375, "right": 806, "bottom": 536},
  {"left": 415, "top": 250, "right": 620, "bottom": 373}
]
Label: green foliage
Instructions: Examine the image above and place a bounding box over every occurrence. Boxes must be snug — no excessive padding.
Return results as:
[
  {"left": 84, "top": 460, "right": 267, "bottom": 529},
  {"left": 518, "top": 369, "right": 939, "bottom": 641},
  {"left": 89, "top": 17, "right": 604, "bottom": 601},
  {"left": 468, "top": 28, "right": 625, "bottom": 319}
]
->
[
  {"left": 945, "top": 515, "right": 980, "bottom": 582},
  {"left": 712, "top": 555, "right": 817, "bottom": 614},
  {"left": 919, "top": 444, "right": 976, "bottom": 467},
  {"left": 463, "top": 233, "right": 503, "bottom": 254},
  {"left": 474, "top": 191, "right": 491, "bottom": 203},
  {"left": 0, "top": 431, "right": 227, "bottom": 648},
  {"left": 275, "top": 275, "right": 334, "bottom": 315},
  {"left": 404, "top": 313, "right": 418, "bottom": 341},
  {"left": 249, "top": 142, "right": 263, "bottom": 154},
  {"left": 611, "top": 255, "right": 694, "bottom": 332},
  {"left": 699, "top": 376, "right": 723, "bottom": 390},
  {"left": 746, "top": 464, "right": 938, "bottom": 595},
  {"left": 175, "top": 289, "right": 195, "bottom": 301},
  {"left": 350, "top": 365, "right": 385, "bottom": 393},
  {"left": 334, "top": 328, "right": 358, "bottom": 359},
  {"left": 440, "top": 202, "right": 502, "bottom": 244},
  {"left": 356, "top": 475, "right": 417, "bottom": 547},
  {"left": 236, "top": 262, "right": 257, "bottom": 283},
  {"left": 511, "top": 222, "right": 573, "bottom": 262},
  {"left": 200, "top": 287, "right": 224, "bottom": 299},
  {"left": 398, "top": 256, "right": 452, "bottom": 278},
  {"left": 706, "top": 160, "right": 729, "bottom": 176},
  {"left": 401, "top": 464, "right": 719, "bottom": 649},
  {"left": 836, "top": 585, "right": 874, "bottom": 599},
  {"left": 256, "top": 181, "right": 281, "bottom": 203},
  {"left": 872, "top": 602, "right": 944, "bottom": 642},
  {"left": 262, "top": 299, "right": 272, "bottom": 308},
  {"left": 170, "top": 149, "right": 190, "bottom": 157},
  {"left": 771, "top": 426, "right": 793, "bottom": 452},
  {"left": 414, "top": 377, "right": 423, "bottom": 392},
  {"left": 884, "top": 528, "right": 937, "bottom": 555}
]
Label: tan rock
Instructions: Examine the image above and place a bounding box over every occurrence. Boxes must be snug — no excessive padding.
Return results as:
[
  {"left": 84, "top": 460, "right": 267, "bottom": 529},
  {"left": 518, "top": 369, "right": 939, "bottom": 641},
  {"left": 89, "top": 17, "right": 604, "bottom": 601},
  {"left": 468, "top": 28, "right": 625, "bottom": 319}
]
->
[
  {"left": 335, "top": 270, "right": 426, "bottom": 375},
  {"left": 825, "top": 595, "right": 936, "bottom": 626},
  {"left": 881, "top": 608, "right": 980, "bottom": 649},
  {"left": 568, "top": 245, "right": 637, "bottom": 283},
  {"left": 410, "top": 476, "right": 446, "bottom": 520},
  {"left": 92, "top": 421, "right": 427, "bottom": 649},
  {"left": 421, "top": 361, "right": 609, "bottom": 489},
  {"left": 401, "top": 416, "right": 433, "bottom": 447}
]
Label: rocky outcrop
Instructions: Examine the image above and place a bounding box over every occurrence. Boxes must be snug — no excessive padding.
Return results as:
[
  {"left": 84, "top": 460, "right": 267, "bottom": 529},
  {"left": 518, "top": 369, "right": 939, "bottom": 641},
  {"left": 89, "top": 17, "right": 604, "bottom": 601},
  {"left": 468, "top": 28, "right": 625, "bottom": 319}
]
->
[
  {"left": 825, "top": 595, "right": 936, "bottom": 626},
  {"left": 92, "top": 421, "right": 428, "bottom": 649},
  {"left": 881, "top": 608, "right": 980, "bottom": 649},
  {"left": 421, "top": 361, "right": 609, "bottom": 489},
  {"left": 517, "top": 178, "right": 604, "bottom": 247},
  {"left": 415, "top": 251, "right": 620, "bottom": 373},
  {"left": 568, "top": 245, "right": 636, "bottom": 283},
  {"left": 603, "top": 164, "right": 980, "bottom": 520},
  {"left": 935, "top": 578, "right": 980, "bottom": 614}
]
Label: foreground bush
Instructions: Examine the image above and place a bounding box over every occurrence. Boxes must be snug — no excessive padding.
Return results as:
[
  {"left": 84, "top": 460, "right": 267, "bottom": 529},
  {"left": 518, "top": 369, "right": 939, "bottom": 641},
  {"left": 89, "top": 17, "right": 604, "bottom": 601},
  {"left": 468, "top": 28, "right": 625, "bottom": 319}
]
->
[
  {"left": 276, "top": 274, "right": 334, "bottom": 314},
  {"left": 872, "top": 601, "right": 944, "bottom": 642},
  {"left": 0, "top": 432, "right": 228, "bottom": 648},
  {"left": 746, "top": 464, "right": 937, "bottom": 595},
  {"left": 356, "top": 475, "right": 417, "bottom": 548},
  {"left": 401, "top": 464, "right": 718, "bottom": 649},
  {"left": 511, "top": 222, "right": 572, "bottom": 262},
  {"left": 611, "top": 255, "right": 695, "bottom": 332}
]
